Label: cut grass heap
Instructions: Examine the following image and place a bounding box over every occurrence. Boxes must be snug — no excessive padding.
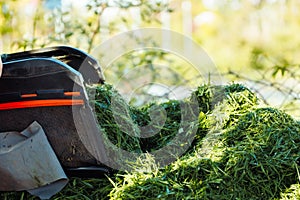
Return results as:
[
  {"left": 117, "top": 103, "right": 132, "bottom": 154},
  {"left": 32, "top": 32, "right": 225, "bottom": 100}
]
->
[{"left": 1, "top": 83, "right": 300, "bottom": 199}]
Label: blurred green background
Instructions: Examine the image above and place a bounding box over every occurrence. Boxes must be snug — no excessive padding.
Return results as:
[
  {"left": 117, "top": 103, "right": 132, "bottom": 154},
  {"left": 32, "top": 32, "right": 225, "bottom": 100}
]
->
[{"left": 1, "top": 0, "right": 300, "bottom": 117}]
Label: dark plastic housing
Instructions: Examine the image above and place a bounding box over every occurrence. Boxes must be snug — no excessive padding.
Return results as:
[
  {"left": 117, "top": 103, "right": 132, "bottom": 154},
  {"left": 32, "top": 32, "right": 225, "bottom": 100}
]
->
[{"left": 0, "top": 47, "right": 110, "bottom": 177}]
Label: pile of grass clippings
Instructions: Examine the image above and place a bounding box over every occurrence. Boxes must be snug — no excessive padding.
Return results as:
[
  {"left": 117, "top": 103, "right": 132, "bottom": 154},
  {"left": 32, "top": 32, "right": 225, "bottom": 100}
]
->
[
  {"left": 1, "top": 83, "right": 300, "bottom": 199},
  {"left": 99, "top": 83, "right": 300, "bottom": 200}
]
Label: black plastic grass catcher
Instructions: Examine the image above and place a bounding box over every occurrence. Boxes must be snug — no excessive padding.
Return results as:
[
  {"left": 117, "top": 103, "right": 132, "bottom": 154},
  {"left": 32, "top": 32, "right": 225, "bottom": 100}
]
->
[{"left": 0, "top": 46, "right": 110, "bottom": 180}]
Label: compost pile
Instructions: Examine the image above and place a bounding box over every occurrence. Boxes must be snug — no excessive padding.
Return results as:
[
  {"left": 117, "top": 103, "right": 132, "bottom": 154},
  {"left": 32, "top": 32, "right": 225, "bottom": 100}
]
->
[
  {"left": 63, "top": 83, "right": 300, "bottom": 199},
  {"left": 2, "top": 83, "right": 300, "bottom": 200}
]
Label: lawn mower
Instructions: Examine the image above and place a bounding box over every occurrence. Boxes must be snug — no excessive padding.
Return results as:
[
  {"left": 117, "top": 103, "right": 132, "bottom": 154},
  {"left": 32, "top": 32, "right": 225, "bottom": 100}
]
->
[{"left": 0, "top": 46, "right": 111, "bottom": 199}]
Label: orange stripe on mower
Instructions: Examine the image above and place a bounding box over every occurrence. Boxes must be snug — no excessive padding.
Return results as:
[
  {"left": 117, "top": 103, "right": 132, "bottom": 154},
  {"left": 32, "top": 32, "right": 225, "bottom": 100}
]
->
[
  {"left": 21, "top": 93, "right": 38, "bottom": 98},
  {"left": 64, "top": 92, "right": 81, "bottom": 97},
  {"left": 0, "top": 99, "right": 84, "bottom": 111}
]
